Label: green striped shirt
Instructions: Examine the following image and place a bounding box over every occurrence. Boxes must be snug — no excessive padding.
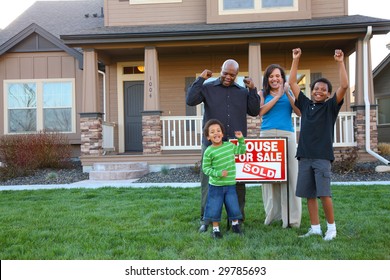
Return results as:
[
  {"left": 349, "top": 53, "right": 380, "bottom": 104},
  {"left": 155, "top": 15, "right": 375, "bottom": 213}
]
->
[{"left": 202, "top": 137, "right": 246, "bottom": 186}]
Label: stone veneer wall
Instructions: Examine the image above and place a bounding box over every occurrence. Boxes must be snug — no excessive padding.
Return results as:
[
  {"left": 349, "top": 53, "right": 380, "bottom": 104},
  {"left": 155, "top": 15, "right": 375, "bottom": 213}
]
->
[
  {"left": 80, "top": 112, "right": 103, "bottom": 156},
  {"left": 142, "top": 111, "right": 162, "bottom": 154},
  {"left": 247, "top": 115, "right": 261, "bottom": 138},
  {"left": 353, "top": 107, "right": 379, "bottom": 162}
]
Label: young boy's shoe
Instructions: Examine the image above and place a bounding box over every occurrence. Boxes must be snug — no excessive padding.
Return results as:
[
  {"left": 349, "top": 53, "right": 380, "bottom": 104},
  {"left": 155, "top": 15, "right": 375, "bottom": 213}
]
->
[
  {"left": 323, "top": 230, "right": 337, "bottom": 241},
  {"left": 211, "top": 231, "right": 223, "bottom": 239},
  {"left": 232, "top": 224, "right": 243, "bottom": 235},
  {"left": 199, "top": 224, "right": 208, "bottom": 233},
  {"left": 299, "top": 228, "right": 323, "bottom": 238}
]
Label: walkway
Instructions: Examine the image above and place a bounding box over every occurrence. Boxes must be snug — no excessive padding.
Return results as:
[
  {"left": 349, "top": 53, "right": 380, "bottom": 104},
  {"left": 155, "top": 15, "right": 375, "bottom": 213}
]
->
[{"left": 1, "top": 180, "right": 390, "bottom": 191}]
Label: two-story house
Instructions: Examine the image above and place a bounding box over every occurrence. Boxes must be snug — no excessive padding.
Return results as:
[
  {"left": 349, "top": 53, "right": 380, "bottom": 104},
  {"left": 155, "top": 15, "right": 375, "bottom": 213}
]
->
[{"left": 1, "top": 0, "right": 390, "bottom": 175}]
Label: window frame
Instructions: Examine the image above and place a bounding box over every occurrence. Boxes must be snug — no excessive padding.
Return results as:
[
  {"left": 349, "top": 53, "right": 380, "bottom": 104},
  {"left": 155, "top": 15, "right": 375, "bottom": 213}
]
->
[
  {"left": 219, "top": 0, "right": 298, "bottom": 15},
  {"left": 3, "top": 78, "right": 76, "bottom": 134},
  {"left": 376, "top": 96, "right": 390, "bottom": 125}
]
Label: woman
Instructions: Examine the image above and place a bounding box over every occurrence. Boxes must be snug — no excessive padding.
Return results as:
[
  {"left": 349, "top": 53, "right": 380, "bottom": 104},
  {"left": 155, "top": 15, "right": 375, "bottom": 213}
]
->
[{"left": 258, "top": 64, "right": 302, "bottom": 228}]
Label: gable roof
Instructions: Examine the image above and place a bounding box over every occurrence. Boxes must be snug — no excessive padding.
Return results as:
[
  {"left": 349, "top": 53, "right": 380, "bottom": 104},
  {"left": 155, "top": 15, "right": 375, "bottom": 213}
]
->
[
  {"left": 0, "top": 23, "right": 84, "bottom": 68},
  {"left": 373, "top": 52, "right": 390, "bottom": 78},
  {"left": 0, "top": 0, "right": 104, "bottom": 46}
]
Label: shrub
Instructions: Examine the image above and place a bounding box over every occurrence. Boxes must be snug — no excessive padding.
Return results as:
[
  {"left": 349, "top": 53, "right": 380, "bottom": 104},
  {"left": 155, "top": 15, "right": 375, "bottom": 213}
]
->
[
  {"left": 332, "top": 146, "right": 359, "bottom": 174},
  {"left": 378, "top": 142, "right": 390, "bottom": 156},
  {"left": 0, "top": 131, "right": 71, "bottom": 180}
]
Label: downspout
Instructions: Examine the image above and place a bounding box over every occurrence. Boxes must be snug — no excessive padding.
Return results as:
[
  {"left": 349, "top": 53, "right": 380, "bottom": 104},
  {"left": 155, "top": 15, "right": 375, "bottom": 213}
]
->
[
  {"left": 363, "top": 26, "right": 390, "bottom": 165},
  {"left": 98, "top": 70, "right": 106, "bottom": 121}
]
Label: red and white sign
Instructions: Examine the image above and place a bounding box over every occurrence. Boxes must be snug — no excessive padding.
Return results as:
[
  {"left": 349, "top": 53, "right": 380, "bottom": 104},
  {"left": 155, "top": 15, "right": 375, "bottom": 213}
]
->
[{"left": 230, "top": 138, "right": 288, "bottom": 183}]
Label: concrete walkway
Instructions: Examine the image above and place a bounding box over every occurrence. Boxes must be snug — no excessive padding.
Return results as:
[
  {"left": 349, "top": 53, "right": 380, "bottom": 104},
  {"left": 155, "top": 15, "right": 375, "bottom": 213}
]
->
[{"left": 1, "top": 179, "right": 390, "bottom": 191}]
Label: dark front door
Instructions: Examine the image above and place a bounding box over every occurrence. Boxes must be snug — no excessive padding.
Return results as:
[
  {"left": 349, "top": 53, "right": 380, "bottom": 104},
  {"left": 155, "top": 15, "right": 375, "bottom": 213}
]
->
[{"left": 124, "top": 81, "right": 144, "bottom": 152}]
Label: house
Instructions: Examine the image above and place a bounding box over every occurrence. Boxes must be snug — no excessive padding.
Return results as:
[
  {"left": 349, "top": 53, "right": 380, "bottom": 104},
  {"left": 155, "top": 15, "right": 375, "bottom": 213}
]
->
[
  {"left": 1, "top": 0, "right": 390, "bottom": 175},
  {"left": 373, "top": 52, "right": 390, "bottom": 143}
]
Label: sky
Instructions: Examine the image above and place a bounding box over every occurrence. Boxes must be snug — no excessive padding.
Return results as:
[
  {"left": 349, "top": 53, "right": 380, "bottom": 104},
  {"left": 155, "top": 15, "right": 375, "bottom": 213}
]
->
[{"left": 0, "top": 0, "right": 389, "bottom": 75}]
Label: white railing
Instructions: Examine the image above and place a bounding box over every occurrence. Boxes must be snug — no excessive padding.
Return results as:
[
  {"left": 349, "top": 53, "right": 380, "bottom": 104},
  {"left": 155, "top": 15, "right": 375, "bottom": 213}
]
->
[
  {"left": 102, "top": 121, "right": 116, "bottom": 152},
  {"left": 161, "top": 112, "right": 356, "bottom": 150},
  {"left": 161, "top": 116, "right": 203, "bottom": 150}
]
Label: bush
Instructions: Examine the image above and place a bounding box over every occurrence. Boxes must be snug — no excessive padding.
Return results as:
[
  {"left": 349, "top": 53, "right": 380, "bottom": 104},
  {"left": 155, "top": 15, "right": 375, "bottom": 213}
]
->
[
  {"left": 0, "top": 131, "right": 72, "bottom": 180},
  {"left": 332, "top": 146, "right": 359, "bottom": 174},
  {"left": 378, "top": 142, "right": 390, "bottom": 156}
]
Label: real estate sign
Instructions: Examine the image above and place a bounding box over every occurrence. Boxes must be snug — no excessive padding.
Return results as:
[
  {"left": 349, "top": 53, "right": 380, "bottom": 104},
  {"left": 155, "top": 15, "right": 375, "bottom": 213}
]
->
[{"left": 230, "top": 137, "right": 288, "bottom": 183}]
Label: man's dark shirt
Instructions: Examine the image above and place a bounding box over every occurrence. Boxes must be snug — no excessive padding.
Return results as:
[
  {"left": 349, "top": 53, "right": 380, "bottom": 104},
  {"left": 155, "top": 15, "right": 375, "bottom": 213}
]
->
[{"left": 186, "top": 77, "right": 260, "bottom": 146}]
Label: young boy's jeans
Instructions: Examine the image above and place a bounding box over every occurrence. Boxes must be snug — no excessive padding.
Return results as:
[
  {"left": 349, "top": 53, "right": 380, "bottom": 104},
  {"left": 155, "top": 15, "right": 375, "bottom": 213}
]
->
[{"left": 203, "top": 184, "right": 243, "bottom": 222}]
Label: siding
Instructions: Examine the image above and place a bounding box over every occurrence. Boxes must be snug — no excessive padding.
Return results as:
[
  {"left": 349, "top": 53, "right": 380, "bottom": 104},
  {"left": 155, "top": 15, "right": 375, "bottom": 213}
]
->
[
  {"left": 106, "top": 0, "right": 206, "bottom": 26},
  {"left": 0, "top": 52, "right": 83, "bottom": 143},
  {"left": 311, "top": 0, "right": 347, "bottom": 18},
  {"left": 107, "top": 0, "right": 347, "bottom": 26}
]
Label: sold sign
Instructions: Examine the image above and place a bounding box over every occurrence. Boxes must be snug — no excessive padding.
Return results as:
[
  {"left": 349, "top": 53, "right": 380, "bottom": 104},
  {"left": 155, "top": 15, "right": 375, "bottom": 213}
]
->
[{"left": 230, "top": 138, "right": 288, "bottom": 183}]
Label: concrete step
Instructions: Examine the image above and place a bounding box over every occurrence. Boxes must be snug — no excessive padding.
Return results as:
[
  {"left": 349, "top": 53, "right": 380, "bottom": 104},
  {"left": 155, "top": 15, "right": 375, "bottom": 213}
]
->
[{"left": 89, "top": 162, "right": 149, "bottom": 180}]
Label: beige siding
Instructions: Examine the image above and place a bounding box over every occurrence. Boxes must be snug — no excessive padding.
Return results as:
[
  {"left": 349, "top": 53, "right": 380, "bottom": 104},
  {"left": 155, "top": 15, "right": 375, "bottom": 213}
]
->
[
  {"left": 106, "top": 0, "right": 206, "bottom": 26},
  {"left": 106, "top": 0, "right": 347, "bottom": 25},
  {"left": 311, "top": 0, "right": 347, "bottom": 18},
  {"left": 158, "top": 53, "right": 247, "bottom": 116},
  {"left": 0, "top": 52, "right": 83, "bottom": 144}
]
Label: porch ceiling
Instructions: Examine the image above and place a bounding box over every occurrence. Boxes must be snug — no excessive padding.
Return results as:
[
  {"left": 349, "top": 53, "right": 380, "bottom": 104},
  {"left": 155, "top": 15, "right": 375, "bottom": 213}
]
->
[{"left": 95, "top": 38, "right": 356, "bottom": 59}]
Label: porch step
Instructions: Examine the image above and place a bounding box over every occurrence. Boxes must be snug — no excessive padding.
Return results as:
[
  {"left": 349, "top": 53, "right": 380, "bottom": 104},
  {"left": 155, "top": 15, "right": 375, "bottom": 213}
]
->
[{"left": 89, "top": 162, "right": 149, "bottom": 180}]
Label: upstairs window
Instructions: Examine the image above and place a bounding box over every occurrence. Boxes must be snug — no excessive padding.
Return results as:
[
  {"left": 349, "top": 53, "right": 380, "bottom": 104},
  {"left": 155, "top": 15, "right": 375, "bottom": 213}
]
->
[{"left": 220, "top": 0, "right": 297, "bottom": 14}]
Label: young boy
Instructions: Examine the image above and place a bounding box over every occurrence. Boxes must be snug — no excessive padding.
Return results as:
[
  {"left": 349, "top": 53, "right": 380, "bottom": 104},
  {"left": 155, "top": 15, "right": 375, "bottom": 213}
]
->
[
  {"left": 289, "top": 48, "right": 349, "bottom": 241},
  {"left": 202, "top": 119, "right": 246, "bottom": 238}
]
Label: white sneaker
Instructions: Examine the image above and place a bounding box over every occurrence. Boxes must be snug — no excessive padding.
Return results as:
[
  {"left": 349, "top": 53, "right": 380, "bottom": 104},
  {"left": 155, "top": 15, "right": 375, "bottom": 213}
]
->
[
  {"left": 299, "top": 228, "right": 323, "bottom": 238},
  {"left": 323, "top": 230, "right": 337, "bottom": 241}
]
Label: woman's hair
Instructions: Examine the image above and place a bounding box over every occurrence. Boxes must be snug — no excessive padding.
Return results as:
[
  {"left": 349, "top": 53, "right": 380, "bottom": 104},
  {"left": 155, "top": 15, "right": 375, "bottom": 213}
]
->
[
  {"left": 262, "top": 64, "right": 286, "bottom": 98},
  {"left": 310, "top": 77, "right": 332, "bottom": 94},
  {"left": 203, "top": 119, "right": 225, "bottom": 137}
]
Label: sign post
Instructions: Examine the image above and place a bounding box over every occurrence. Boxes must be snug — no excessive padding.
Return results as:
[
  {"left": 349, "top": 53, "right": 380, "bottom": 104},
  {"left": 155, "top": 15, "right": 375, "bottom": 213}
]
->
[{"left": 230, "top": 137, "right": 290, "bottom": 226}]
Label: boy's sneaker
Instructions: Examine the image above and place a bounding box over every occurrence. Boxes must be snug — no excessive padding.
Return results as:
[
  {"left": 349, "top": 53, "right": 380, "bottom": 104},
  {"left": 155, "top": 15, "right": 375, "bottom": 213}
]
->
[
  {"left": 323, "top": 230, "right": 337, "bottom": 241},
  {"left": 299, "top": 228, "right": 323, "bottom": 238},
  {"left": 211, "top": 231, "right": 223, "bottom": 239},
  {"left": 232, "top": 224, "right": 243, "bottom": 235}
]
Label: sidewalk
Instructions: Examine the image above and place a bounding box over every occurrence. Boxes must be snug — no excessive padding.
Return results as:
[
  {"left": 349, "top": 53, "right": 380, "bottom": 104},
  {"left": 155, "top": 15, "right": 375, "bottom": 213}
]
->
[{"left": 1, "top": 179, "right": 390, "bottom": 191}]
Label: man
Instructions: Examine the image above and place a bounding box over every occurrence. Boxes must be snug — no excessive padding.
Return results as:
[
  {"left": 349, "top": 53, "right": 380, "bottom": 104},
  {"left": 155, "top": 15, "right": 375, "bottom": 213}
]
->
[{"left": 186, "top": 59, "right": 260, "bottom": 232}]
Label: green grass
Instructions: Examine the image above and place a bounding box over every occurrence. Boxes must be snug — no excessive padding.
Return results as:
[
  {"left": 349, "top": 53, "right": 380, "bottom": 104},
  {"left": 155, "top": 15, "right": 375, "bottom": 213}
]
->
[{"left": 0, "top": 185, "right": 389, "bottom": 260}]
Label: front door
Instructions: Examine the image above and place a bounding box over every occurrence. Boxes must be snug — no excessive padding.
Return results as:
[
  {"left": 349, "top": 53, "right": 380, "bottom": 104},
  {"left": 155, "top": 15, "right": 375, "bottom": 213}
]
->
[{"left": 124, "top": 81, "right": 144, "bottom": 152}]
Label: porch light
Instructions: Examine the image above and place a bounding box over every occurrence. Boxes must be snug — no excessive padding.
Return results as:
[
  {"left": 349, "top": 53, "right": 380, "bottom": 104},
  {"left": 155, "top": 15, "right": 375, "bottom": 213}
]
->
[{"left": 137, "top": 66, "right": 145, "bottom": 72}]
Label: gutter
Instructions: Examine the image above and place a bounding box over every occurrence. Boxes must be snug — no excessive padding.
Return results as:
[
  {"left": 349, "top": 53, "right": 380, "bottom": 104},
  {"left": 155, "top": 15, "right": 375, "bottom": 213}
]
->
[
  {"left": 98, "top": 70, "right": 106, "bottom": 121},
  {"left": 362, "top": 26, "right": 390, "bottom": 165}
]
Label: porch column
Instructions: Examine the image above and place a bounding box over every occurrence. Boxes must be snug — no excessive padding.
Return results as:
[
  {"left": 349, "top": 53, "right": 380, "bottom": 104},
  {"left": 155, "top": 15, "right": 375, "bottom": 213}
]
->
[
  {"left": 82, "top": 49, "right": 101, "bottom": 112},
  {"left": 142, "top": 46, "right": 162, "bottom": 154},
  {"left": 80, "top": 49, "right": 103, "bottom": 156},
  {"left": 142, "top": 111, "right": 162, "bottom": 155},
  {"left": 352, "top": 38, "right": 378, "bottom": 160},
  {"left": 80, "top": 113, "right": 103, "bottom": 156},
  {"left": 144, "top": 46, "right": 160, "bottom": 110},
  {"left": 248, "top": 43, "right": 261, "bottom": 138}
]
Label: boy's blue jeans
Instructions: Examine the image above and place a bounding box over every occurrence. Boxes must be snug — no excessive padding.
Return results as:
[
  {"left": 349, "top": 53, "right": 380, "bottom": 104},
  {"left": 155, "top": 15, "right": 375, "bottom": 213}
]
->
[{"left": 203, "top": 184, "right": 243, "bottom": 222}]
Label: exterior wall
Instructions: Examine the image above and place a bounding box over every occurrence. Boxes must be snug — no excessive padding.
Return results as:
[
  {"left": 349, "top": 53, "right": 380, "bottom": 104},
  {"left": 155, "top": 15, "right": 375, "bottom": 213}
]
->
[
  {"left": 105, "top": 0, "right": 347, "bottom": 27},
  {"left": 105, "top": 0, "right": 206, "bottom": 26},
  {"left": 374, "top": 63, "right": 390, "bottom": 143},
  {"left": 311, "top": 0, "right": 347, "bottom": 18},
  {"left": 0, "top": 51, "right": 83, "bottom": 144}
]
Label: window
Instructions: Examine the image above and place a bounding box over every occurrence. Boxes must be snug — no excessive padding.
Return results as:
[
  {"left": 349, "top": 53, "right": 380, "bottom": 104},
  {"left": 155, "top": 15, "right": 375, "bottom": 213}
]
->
[
  {"left": 220, "top": 0, "right": 297, "bottom": 14},
  {"left": 377, "top": 97, "right": 390, "bottom": 125},
  {"left": 4, "top": 79, "right": 75, "bottom": 134},
  {"left": 286, "top": 69, "right": 311, "bottom": 98}
]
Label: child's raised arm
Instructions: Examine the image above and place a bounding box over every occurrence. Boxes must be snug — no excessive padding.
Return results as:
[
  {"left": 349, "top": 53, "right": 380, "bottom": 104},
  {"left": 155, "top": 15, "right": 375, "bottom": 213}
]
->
[
  {"left": 334, "top": 49, "right": 349, "bottom": 104},
  {"left": 289, "top": 48, "right": 302, "bottom": 100}
]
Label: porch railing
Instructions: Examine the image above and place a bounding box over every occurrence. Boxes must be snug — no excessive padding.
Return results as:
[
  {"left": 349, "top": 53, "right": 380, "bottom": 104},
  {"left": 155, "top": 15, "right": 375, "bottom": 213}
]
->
[{"left": 160, "top": 112, "right": 357, "bottom": 150}]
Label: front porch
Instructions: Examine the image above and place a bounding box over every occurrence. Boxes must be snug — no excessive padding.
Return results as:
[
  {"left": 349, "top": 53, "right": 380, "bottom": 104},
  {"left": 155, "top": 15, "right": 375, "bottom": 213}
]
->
[{"left": 79, "top": 112, "right": 367, "bottom": 173}]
